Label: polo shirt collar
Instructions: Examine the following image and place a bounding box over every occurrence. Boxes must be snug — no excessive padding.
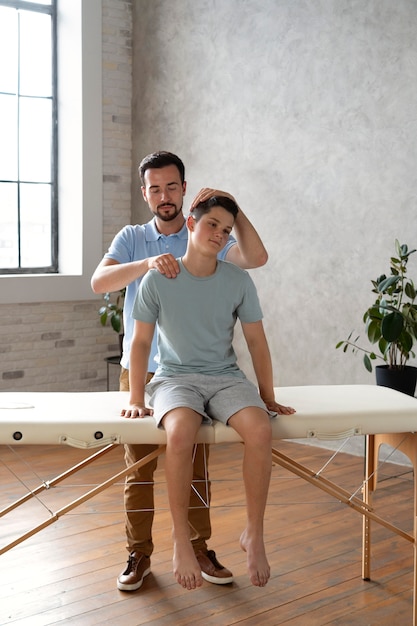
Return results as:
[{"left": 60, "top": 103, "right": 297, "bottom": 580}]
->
[{"left": 146, "top": 218, "right": 188, "bottom": 241}]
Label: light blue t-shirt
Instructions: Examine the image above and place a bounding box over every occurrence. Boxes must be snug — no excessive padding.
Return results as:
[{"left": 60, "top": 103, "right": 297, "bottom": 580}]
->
[
  {"left": 104, "top": 219, "right": 236, "bottom": 370},
  {"left": 132, "top": 258, "right": 263, "bottom": 377}
]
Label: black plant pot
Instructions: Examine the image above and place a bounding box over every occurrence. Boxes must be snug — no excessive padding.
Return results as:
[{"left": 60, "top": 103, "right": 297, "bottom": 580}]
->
[{"left": 375, "top": 365, "right": 417, "bottom": 397}]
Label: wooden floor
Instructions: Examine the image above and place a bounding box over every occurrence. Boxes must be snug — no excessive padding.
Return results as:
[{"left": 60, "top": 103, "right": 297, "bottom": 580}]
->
[{"left": 0, "top": 439, "right": 414, "bottom": 625}]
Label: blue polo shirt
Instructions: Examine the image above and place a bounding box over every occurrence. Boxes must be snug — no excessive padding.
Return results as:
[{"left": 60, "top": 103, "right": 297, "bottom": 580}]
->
[{"left": 104, "top": 218, "right": 236, "bottom": 370}]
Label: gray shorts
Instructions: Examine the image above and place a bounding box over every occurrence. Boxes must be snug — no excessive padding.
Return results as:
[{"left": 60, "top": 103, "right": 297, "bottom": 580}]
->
[{"left": 145, "top": 373, "right": 276, "bottom": 427}]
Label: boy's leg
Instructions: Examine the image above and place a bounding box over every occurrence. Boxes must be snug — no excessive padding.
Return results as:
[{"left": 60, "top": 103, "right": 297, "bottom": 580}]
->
[
  {"left": 162, "top": 407, "right": 204, "bottom": 590},
  {"left": 228, "top": 407, "right": 272, "bottom": 587},
  {"left": 121, "top": 369, "right": 232, "bottom": 588}
]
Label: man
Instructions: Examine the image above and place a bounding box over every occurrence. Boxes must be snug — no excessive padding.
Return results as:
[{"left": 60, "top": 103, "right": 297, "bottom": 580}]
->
[
  {"left": 91, "top": 151, "right": 268, "bottom": 592},
  {"left": 122, "top": 194, "right": 295, "bottom": 590}
]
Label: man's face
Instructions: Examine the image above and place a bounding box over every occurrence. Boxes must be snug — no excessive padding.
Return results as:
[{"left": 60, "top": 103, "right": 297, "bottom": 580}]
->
[{"left": 141, "top": 164, "right": 186, "bottom": 222}]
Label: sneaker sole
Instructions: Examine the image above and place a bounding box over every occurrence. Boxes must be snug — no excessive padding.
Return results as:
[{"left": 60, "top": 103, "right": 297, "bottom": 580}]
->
[
  {"left": 201, "top": 571, "right": 234, "bottom": 585},
  {"left": 117, "top": 566, "right": 151, "bottom": 591}
]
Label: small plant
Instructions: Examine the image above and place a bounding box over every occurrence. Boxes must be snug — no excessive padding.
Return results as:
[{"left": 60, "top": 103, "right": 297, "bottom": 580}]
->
[
  {"left": 98, "top": 288, "right": 125, "bottom": 334},
  {"left": 336, "top": 240, "right": 417, "bottom": 372}
]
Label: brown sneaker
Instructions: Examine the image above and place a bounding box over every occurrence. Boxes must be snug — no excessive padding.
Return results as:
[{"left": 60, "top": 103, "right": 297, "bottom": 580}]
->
[
  {"left": 117, "top": 551, "right": 151, "bottom": 591},
  {"left": 195, "top": 549, "right": 234, "bottom": 585}
]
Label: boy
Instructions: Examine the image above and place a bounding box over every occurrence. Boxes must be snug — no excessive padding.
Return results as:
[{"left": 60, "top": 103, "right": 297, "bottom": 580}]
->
[{"left": 122, "top": 193, "right": 295, "bottom": 590}]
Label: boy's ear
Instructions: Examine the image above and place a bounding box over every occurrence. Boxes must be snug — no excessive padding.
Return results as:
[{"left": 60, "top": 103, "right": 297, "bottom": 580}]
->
[{"left": 186, "top": 214, "right": 196, "bottom": 230}]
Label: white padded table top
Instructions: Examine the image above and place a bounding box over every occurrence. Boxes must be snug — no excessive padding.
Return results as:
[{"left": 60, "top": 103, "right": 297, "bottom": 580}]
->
[{"left": 0, "top": 385, "right": 416, "bottom": 449}]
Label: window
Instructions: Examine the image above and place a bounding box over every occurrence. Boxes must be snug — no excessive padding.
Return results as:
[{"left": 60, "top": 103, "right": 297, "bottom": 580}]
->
[
  {"left": 0, "top": 0, "right": 103, "bottom": 305},
  {"left": 0, "top": 0, "right": 57, "bottom": 274}
]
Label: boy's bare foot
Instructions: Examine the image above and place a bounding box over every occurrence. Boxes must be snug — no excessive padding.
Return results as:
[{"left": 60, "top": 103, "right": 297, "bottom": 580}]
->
[
  {"left": 240, "top": 529, "right": 270, "bottom": 587},
  {"left": 173, "top": 539, "right": 203, "bottom": 590}
]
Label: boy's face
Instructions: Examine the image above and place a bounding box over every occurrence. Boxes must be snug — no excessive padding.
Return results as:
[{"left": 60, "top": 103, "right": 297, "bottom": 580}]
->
[
  {"left": 141, "top": 164, "right": 186, "bottom": 222},
  {"left": 189, "top": 206, "right": 234, "bottom": 254}
]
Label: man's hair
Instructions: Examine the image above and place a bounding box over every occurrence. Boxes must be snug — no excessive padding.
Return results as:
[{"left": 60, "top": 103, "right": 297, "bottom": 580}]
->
[
  {"left": 138, "top": 151, "right": 185, "bottom": 185},
  {"left": 192, "top": 195, "right": 239, "bottom": 221}
]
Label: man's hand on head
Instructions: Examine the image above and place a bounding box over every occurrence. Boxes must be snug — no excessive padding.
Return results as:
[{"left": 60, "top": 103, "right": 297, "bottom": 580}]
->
[{"left": 190, "top": 188, "right": 239, "bottom": 211}]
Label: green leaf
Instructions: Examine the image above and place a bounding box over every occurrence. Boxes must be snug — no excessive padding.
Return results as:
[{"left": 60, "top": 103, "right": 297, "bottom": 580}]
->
[
  {"left": 363, "top": 354, "right": 372, "bottom": 372},
  {"left": 335, "top": 341, "right": 344, "bottom": 349},
  {"left": 367, "top": 305, "right": 383, "bottom": 321},
  {"left": 366, "top": 319, "right": 381, "bottom": 343},
  {"left": 381, "top": 311, "right": 404, "bottom": 342},
  {"left": 378, "top": 337, "right": 389, "bottom": 359},
  {"left": 399, "top": 330, "right": 413, "bottom": 354},
  {"left": 377, "top": 275, "right": 399, "bottom": 292},
  {"left": 111, "top": 314, "right": 122, "bottom": 334},
  {"left": 405, "top": 281, "right": 416, "bottom": 299}
]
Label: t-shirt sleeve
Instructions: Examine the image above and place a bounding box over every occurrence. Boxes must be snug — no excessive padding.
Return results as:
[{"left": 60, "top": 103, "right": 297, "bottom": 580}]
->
[
  {"left": 132, "top": 271, "right": 160, "bottom": 323},
  {"left": 235, "top": 272, "right": 263, "bottom": 323}
]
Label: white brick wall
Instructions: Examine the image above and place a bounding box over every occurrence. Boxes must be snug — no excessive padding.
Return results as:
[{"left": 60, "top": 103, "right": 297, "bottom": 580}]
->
[{"left": 0, "top": 0, "right": 132, "bottom": 393}]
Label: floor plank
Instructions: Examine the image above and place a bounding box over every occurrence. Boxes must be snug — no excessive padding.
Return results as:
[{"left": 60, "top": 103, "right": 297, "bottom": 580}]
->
[{"left": 0, "top": 440, "right": 414, "bottom": 625}]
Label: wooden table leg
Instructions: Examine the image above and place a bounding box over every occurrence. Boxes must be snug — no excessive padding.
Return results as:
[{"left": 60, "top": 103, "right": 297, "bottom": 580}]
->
[{"left": 364, "top": 433, "right": 417, "bottom": 626}]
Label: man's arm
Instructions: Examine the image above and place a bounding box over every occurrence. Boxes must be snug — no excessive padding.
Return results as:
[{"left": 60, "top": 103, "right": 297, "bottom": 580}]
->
[
  {"left": 241, "top": 320, "right": 295, "bottom": 415},
  {"left": 121, "top": 319, "right": 155, "bottom": 418},
  {"left": 91, "top": 255, "right": 180, "bottom": 294},
  {"left": 224, "top": 207, "right": 268, "bottom": 269},
  {"left": 191, "top": 188, "right": 268, "bottom": 270}
]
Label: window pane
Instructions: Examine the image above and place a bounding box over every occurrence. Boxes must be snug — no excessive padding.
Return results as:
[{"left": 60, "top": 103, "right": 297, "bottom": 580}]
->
[
  {"left": 0, "top": 7, "right": 18, "bottom": 94},
  {"left": 19, "top": 96, "right": 52, "bottom": 182},
  {"left": 0, "top": 1, "right": 56, "bottom": 274},
  {"left": 19, "top": 0, "right": 52, "bottom": 5},
  {"left": 20, "top": 183, "right": 52, "bottom": 268},
  {"left": 0, "top": 94, "right": 18, "bottom": 181},
  {"left": 0, "top": 182, "right": 18, "bottom": 269},
  {"left": 20, "top": 11, "right": 52, "bottom": 97}
]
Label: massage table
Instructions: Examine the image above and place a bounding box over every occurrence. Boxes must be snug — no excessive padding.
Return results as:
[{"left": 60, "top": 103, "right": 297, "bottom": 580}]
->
[{"left": 1, "top": 384, "right": 417, "bottom": 622}]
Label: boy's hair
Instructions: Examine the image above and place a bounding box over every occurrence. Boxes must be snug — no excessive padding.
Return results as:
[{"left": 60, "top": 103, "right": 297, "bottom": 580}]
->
[
  {"left": 138, "top": 151, "right": 185, "bottom": 185},
  {"left": 192, "top": 195, "right": 239, "bottom": 221}
]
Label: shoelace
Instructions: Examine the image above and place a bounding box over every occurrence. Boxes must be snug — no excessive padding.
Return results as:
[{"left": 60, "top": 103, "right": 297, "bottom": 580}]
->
[
  {"left": 126, "top": 554, "right": 138, "bottom": 572},
  {"left": 206, "top": 550, "right": 223, "bottom": 569}
]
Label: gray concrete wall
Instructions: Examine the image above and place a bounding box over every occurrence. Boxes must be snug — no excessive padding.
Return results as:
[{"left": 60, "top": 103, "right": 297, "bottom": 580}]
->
[{"left": 131, "top": 0, "right": 417, "bottom": 388}]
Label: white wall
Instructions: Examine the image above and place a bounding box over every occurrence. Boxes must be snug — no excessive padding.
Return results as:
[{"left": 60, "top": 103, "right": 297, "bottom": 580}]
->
[{"left": 132, "top": 0, "right": 417, "bottom": 387}]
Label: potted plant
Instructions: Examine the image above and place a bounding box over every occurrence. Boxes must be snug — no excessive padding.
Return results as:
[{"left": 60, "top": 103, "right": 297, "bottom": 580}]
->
[
  {"left": 98, "top": 288, "right": 125, "bottom": 356},
  {"left": 336, "top": 240, "right": 417, "bottom": 395}
]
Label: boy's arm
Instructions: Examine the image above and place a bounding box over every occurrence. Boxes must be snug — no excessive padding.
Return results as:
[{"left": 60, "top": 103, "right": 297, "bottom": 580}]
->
[
  {"left": 121, "top": 320, "right": 155, "bottom": 418},
  {"left": 241, "top": 320, "right": 296, "bottom": 415}
]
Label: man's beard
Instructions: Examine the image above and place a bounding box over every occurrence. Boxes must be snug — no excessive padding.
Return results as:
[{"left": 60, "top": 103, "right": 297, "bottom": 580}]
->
[{"left": 154, "top": 203, "right": 183, "bottom": 222}]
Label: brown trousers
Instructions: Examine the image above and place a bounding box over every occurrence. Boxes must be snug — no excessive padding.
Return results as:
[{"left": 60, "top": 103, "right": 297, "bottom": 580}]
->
[{"left": 120, "top": 367, "right": 212, "bottom": 556}]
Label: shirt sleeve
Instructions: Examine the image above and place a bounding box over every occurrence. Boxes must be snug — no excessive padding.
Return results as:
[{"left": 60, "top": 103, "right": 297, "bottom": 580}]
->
[
  {"left": 218, "top": 234, "right": 237, "bottom": 260},
  {"left": 132, "top": 271, "right": 160, "bottom": 323},
  {"left": 236, "top": 272, "right": 263, "bottom": 323},
  {"left": 104, "top": 225, "right": 139, "bottom": 264}
]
